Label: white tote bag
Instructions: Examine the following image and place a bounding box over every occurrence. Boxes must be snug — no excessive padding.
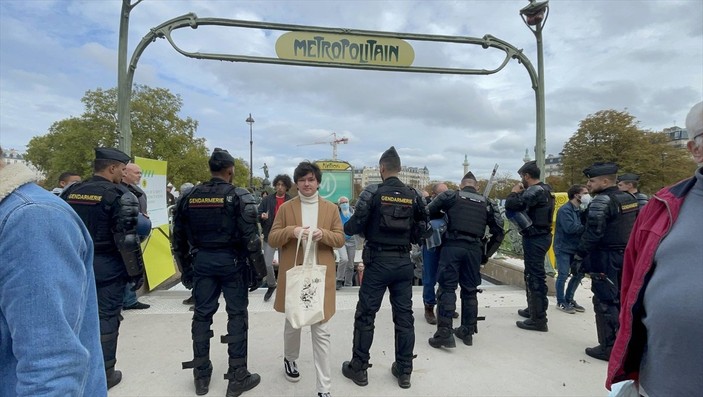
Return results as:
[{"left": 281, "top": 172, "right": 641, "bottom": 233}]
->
[{"left": 285, "top": 227, "right": 327, "bottom": 329}]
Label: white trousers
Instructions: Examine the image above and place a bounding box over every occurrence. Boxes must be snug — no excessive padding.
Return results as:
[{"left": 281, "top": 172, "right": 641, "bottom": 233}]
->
[{"left": 284, "top": 318, "right": 331, "bottom": 393}]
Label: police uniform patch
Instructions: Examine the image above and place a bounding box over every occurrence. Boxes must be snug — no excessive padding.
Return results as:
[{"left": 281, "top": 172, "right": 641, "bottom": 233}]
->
[
  {"left": 66, "top": 193, "right": 102, "bottom": 205},
  {"left": 189, "top": 196, "right": 224, "bottom": 207}
]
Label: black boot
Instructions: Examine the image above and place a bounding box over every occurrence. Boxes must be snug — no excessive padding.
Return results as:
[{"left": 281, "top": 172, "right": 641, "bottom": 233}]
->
[
  {"left": 106, "top": 367, "right": 122, "bottom": 390},
  {"left": 515, "top": 300, "right": 549, "bottom": 332},
  {"left": 516, "top": 318, "right": 549, "bottom": 332},
  {"left": 391, "top": 362, "right": 411, "bottom": 389},
  {"left": 429, "top": 316, "right": 456, "bottom": 348},
  {"left": 342, "top": 359, "right": 369, "bottom": 386},
  {"left": 517, "top": 284, "right": 548, "bottom": 332},
  {"left": 456, "top": 291, "right": 478, "bottom": 346},
  {"left": 585, "top": 307, "right": 617, "bottom": 361},
  {"left": 453, "top": 326, "right": 474, "bottom": 346},
  {"left": 225, "top": 367, "right": 260, "bottom": 397},
  {"left": 193, "top": 361, "right": 213, "bottom": 395},
  {"left": 517, "top": 307, "right": 530, "bottom": 318}
]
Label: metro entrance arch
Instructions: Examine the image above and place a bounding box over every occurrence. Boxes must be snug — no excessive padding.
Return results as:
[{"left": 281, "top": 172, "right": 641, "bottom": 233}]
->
[{"left": 117, "top": 8, "right": 548, "bottom": 171}]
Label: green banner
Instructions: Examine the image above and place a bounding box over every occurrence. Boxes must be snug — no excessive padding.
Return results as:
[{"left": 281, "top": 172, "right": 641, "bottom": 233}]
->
[{"left": 319, "top": 171, "right": 352, "bottom": 204}]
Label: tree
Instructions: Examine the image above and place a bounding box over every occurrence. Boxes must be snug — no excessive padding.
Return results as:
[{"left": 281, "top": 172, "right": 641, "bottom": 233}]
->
[
  {"left": 560, "top": 109, "right": 694, "bottom": 193},
  {"left": 490, "top": 172, "right": 521, "bottom": 200},
  {"left": 26, "top": 85, "right": 251, "bottom": 188}
]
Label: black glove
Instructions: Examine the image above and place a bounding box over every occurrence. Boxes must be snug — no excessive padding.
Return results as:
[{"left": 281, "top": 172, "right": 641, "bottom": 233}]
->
[
  {"left": 181, "top": 270, "right": 194, "bottom": 290},
  {"left": 130, "top": 275, "right": 144, "bottom": 291},
  {"left": 481, "top": 254, "right": 489, "bottom": 265},
  {"left": 571, "top": 254, "right": 584, "bottom": 275}
]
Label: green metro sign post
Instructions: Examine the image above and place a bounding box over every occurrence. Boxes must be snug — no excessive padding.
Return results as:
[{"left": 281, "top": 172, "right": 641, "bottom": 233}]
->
[{"left": 117, "top": 1, "right": 548, "bottom": 171}]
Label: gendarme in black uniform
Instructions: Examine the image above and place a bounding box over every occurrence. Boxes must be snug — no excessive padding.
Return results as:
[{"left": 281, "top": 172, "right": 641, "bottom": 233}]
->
[
  {"left": 61, "top": 147, "right": 144, "bottom": 389},
  {"left": 341, "top": 146, "right": 429, "bottom": 390},
  {"left": 577, "top": 162, "right": 637, "bottom": 361},
  {"left": 426, "top": 172, "right": 504, "bottom": 348},
  {"left": 171, "top": 148, "right": 266, "bottom": 397},
  {"left": 617, "top": 173, "right": 649, "bottom": 210},
  {"left": 504, "top": 160, "right": 555, "bottom": 332}
]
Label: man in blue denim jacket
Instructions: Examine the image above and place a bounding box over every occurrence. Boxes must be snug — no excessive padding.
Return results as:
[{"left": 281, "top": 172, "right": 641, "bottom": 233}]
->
[
  {"left": 553, "top": 185, "right": 589, "bottom": 314},
  {"left": 0, "top": 148, "right": 106, "bottom": 396}
]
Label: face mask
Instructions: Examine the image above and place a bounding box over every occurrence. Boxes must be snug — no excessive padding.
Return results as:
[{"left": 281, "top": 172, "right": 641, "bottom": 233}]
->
[
  {"left": 580, "top": 193, "right": 592, "bottom": 210},
  {"left": 340, "top": 203, "right": 350, "bottom": 212}
]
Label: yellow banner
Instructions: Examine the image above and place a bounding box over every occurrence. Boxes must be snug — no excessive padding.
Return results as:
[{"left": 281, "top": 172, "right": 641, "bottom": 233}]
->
[
  {"left": 546, "top": 192, "right": 570, "bottom": 270},
  {"left": 134, "top": 157, "right": 176, "bottom": 290},
  {"left": 316, "top": 161, "right": 352, "bottom": 171},
  {"left": 141, "top": 226, "right": 176, "bottom": 291},
  {"left": 276, "top": 32, "right": 414, "bottom": 67}
]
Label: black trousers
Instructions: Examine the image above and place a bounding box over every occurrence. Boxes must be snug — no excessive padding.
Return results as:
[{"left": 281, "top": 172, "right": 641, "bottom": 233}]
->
[
  {"left": 522, "top": 234, "right": 552, "bottom": 321},
  {"left": 436, "top": 243, "right": 482, "bottom": 325},
  {"left": 97, "top": 278, "right": 127, "bottom": 371},
  {"left": 191, "top": 251, "right": 249, "bottom": 370},
  {"left": 352, "top": 254, "right": 415, "bottom": 374},
  {"left": 587, "top": 249, "right": 623, "bottom": 346}
]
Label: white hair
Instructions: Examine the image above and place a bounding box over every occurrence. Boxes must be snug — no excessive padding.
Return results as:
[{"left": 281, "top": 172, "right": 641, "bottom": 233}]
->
[{"left": 685, "top": 101, "right": 702, "bottom": 143}]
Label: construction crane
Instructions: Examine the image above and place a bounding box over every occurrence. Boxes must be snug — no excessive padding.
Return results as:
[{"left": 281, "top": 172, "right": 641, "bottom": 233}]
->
[{"left": 297, "top": 132, "right": 349, "bottom": 160}]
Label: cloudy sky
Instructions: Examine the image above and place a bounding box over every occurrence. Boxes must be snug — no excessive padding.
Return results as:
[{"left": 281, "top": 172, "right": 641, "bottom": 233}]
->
[{"left": 1, "top": 0, "right": 701, "bottom": 182}]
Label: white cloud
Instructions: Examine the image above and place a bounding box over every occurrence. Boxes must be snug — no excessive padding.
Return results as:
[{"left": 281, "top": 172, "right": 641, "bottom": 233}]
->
[{"left": 1, "top": 0, "right": 701, "bottom": 184}]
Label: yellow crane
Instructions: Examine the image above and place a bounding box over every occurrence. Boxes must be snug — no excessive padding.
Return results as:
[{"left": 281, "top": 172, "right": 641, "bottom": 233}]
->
[{"left": 297, "top": 132, "right": 349, "bottom": 160}]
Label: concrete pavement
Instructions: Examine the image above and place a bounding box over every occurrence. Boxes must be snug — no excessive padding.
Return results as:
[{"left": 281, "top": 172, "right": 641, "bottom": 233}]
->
[{"left": 111, "top": 281, "right": 608, "bottom": 397}]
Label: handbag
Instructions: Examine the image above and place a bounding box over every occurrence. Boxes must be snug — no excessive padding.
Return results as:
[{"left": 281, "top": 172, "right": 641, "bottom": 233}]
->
[
  {"left": 608, "top": 380, "right": 639, "bottom": 397},
  {"left": 285, "top": 227, "right": 327, "bottom": 329}
]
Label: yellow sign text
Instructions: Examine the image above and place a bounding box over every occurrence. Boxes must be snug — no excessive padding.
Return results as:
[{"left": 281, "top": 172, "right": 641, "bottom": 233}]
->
[{"left": 276, "top": 32, "right": 414, "bottom": 67}]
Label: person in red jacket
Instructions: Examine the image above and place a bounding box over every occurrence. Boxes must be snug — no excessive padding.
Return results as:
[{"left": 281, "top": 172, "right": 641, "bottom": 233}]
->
[{"left": 607, "top": 101, "right": 703, "bottom": 395}]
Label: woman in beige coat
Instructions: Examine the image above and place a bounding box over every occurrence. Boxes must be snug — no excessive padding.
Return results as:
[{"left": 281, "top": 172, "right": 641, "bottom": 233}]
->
[{"left": 268, "top": 161, "right": 345, "bottom": 397}]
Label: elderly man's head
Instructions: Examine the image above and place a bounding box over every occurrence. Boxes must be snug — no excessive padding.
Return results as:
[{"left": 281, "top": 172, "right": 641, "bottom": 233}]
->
[
  {"left": 123, "top": 163, "right": 142, "bottom": 185},
  {"left": 685, "top": 101, "right": 703, "bottom": 164}
]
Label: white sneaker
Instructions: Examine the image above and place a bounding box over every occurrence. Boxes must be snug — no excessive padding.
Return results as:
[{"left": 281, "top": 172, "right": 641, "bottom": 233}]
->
[
  {"left": 557, "top": 303, "right": 576, "bottom": 314},
  {"left": 284, "top": 358, "right": 300, "bottom": 382}
]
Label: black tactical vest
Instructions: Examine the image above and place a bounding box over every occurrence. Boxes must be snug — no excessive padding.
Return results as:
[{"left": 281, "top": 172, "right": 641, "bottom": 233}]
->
[
  {"left": 184, "top": 181, "right": 239, "bottom": 249},
  {"left": 602, "top": 189, "right": 638, "bottom": 249},
  {"left": 63, "top": 178, "right": 122, "bottom": 254},
  {"left": 366, "top": 183, "right": 416, "bottom": 247},
  {"left": 446, "top": 190, "right": 487, "bottom": 237},
  {"left": 527, "top": 183, "right": 555, "bottom": 229}
]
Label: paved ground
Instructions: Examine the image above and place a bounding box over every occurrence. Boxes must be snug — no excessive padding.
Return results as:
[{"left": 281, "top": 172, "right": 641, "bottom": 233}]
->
[{"left": 110, "top": 279, "right": 609, "bottom": 397}]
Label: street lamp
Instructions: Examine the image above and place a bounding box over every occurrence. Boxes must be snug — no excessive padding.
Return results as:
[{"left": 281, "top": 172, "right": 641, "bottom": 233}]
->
[
  {"left": 520, "top": 0, "right": 549, "bottom": 174},
  {"left": 245, "top": 113, "right": 255, "bottom": 190}
]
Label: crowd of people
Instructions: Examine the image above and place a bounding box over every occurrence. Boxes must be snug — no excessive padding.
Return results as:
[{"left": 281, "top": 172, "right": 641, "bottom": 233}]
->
[{"left": 1, "top": 102, "right": 701, "bottom": 396}]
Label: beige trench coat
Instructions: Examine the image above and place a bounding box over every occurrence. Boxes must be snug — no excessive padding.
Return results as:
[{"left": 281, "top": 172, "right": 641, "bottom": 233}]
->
[{"left": 268, "top": 196, "right": 345, "bottom": 321}]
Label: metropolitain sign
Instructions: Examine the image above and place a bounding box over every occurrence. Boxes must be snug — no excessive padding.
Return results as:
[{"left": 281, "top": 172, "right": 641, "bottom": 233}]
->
[{"left": 276, "top": 32, "right": 415, "bottom": 67}]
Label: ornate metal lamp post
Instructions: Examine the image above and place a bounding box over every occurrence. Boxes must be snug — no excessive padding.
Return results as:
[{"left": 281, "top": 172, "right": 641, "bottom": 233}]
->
[
  {"left": 520, "top": 0, "right": 549, "bottom": 173},
  {"left": 245, "top": 113, "right": 255, "bottom": 190}
]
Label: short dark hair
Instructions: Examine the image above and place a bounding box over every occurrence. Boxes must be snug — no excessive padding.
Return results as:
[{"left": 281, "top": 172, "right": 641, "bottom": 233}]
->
[
  {"left": 294, "top": 161, "right": 322, "bottom": 184},
  {"left": 58, "top": 172, "right": 80, "bottom": 183},
  {"left": 567, "top": 184, "right": 585, "bottom": 200},
  {"left": 626, "top": 180, "right": 639, "bottom": 189},
  {"left": 94, "top": 159, "right": 122, "bottom": 172},
  {"left": 209, "top": 158, "right": 234, "bottom": 173},
  {"left": 272, "top": 174, "right": 293, "bottom": 190},
  {"left": 380, "top": 156, "right": 401, "bottom": 173},
  {"left": 518, "top": 161, "right": 541, "bottom": 179}
]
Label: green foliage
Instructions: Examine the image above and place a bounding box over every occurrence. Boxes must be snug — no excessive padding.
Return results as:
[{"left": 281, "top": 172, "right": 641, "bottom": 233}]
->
[
  {"left": 490, "top": 172, "right": 521, "bottom": 200},
  {"left": 560, "top": 109, "right": 695, "bottom": 193},
  {"left": 25, "top": 85, "right": 253, "bottom": 189}
]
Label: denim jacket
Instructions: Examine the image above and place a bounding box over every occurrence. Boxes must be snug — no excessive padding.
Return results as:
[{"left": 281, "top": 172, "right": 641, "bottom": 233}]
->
[
  {"left": 0, "top": 163, "right": 107, "bottom": 396},
  {"left": 553, "top": 201, "right": 584, "bottom": 254}
]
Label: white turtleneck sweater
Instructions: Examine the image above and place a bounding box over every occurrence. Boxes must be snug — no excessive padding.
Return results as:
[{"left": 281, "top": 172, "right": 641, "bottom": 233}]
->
[{"left": 299, "top": 191, "right": 319, "bottom": 229}]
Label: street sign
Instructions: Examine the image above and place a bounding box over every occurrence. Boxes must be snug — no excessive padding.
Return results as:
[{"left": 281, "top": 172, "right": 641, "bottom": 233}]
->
[
  {"left": 315, "top": 160, "right": 353, "bottom": 203},
  {"left": 276, "top": 32, "right": 414, "bottom": 67}
]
